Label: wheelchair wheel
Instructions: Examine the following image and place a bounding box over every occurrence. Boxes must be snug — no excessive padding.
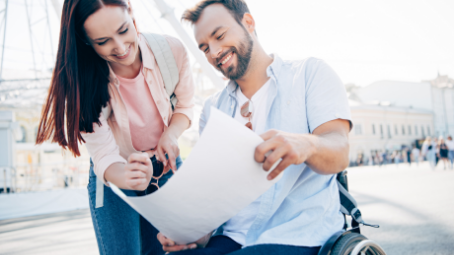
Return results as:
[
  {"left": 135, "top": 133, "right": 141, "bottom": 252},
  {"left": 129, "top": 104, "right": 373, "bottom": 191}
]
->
[
  {"left": 332, "top": 232, "right": 386, "bottom": 255},
  {"left": 332, "top": 232, "right": 366, "bottom": 254}
]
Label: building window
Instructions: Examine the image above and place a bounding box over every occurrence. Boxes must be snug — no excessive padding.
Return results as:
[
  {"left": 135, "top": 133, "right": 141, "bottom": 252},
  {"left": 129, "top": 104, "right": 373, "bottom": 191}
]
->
[
  {"left": 372, "top": 124, "right": 376, "bottom": 135},
  {"left": 380, "top": 124, "right": 384, "bottom": 139},
  {"left": 17, "top": 126, "right": 27, "bottom": 143},
  {"left": 394, "top": 125, "right": 398, "bottom": 135},
  {"left": 355, "top": 124, "right": 362, "bottom": 135},
  {"left": 387, "top": 125, "right": 392, "bottom": 138},
  {"left": 402, "top": 125, "right": 406, "bottom": 135},
  {"left": 421, "top": 126, "right": 425, "bottom": 137},
  {"left": 415, "top": 125, "right": 418, "bottom": 135},
  {"left": 408, "top": 125, "right": 412, "bottom": 135},
  {"left": 427, "top": 126, "right": 431, "bottom": 136}
]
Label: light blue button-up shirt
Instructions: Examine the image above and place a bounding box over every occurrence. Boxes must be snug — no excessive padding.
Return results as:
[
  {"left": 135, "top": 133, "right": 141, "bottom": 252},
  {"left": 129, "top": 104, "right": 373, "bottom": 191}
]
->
[{"left": 199, "top": 55, "right": 352, "bottom": 247}]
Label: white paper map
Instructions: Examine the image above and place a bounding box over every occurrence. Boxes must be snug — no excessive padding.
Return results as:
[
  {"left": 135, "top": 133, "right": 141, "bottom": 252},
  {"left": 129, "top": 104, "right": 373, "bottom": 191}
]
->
[{"left": 110, "top": 107, "right": 281, "bottom": 244}]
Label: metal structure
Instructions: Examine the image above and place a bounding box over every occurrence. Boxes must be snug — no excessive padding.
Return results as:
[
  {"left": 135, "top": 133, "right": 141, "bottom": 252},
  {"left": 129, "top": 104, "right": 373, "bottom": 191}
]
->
[{"left": 152, "top": 0, "right": 225, "bottom": 89}]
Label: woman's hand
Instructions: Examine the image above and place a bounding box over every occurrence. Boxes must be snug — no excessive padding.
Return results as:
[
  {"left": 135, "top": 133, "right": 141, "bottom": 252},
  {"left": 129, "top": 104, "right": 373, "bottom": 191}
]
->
[
  {"left": 156, "top": 113, "right": 190, "bottom": 174},
  {"left": 156, "top": 129, "right": 180, "bottom": 174},
  {"left": 157, "top": 232, "right": 211, "bottom": 252},
  {"left": 124, "top": 152, "right": 153, "bottom": 191}
]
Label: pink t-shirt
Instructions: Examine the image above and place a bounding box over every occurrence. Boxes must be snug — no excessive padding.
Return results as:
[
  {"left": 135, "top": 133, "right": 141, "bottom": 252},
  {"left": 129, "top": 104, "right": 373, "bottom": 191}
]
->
[{"left": 117, "top": 67, "right": 164, "bottom": 151}]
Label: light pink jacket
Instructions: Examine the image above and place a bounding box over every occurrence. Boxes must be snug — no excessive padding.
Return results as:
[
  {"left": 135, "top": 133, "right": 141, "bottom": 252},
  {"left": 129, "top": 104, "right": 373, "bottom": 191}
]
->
[{"left": 81, "top": 34, "right": 194, "bottom": 183}]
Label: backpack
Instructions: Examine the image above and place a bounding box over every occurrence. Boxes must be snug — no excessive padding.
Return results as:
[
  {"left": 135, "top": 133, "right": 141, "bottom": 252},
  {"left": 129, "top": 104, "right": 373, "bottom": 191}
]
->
[{"left": 101, "top": 33, "right": 180, "bottom": 119}]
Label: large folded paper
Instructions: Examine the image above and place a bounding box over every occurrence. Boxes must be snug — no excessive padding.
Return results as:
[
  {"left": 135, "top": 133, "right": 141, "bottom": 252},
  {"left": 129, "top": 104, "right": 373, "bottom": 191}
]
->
[{"left": 110, "top": 107, "right": 281, "bottom": 244}]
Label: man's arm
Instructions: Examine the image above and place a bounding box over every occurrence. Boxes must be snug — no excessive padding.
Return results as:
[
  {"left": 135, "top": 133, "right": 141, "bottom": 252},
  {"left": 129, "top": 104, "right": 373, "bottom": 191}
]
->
[{"left": 255, "top": 119, "right": 350, "bottom": 179}]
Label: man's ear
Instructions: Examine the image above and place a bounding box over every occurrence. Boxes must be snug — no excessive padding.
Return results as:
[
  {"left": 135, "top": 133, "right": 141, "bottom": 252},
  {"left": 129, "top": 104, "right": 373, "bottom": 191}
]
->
[{"left": 242, "top": 13, "right": 256, "bottom": 34}]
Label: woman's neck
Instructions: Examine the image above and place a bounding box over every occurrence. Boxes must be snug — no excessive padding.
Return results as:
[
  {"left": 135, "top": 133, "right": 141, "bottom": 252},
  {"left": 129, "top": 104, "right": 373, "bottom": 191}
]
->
[{"left": 110, "top": 47, "right": 142, "bottom": 79}]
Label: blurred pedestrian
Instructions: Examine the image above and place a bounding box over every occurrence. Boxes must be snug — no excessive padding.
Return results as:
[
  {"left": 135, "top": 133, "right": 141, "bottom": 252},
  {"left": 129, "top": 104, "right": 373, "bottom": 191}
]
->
[
  {"left": 434, "top": 137, "right": 440, "bottom": 166},
  {"left": 382, "top": 150, "right": 389, "bottom": 165},
  {"left": 411, "top": 145, "right": 420, "bottom": 167},
  {"left": 446, "top": 136, "right": 454, "bottom": 169},
  {"left": 406, "top": 147, "right": 412, "bottom": 166},
  {"left": 422, "top": 137, "right": 436, "bottom": 170},
  {"left": 374, "top": 151, "right": 382, "bottom": 166},
  {"left": 438, "top": 137, "right": 449, "bottom": 170},
  {"left": 394, "top": 150, "right": 401, "bottom": 166}
]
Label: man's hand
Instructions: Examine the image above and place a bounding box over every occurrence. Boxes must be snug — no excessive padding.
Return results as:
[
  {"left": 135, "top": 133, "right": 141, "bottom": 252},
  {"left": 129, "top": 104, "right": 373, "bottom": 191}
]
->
[
  {"left": 255, "top": 119, "right": 350, "bottom": 178},
  {"left": 124, "top": 153, "right": 153, "bottom": 191},
  {"left": 157, "top": 233, "right": 197, "bottom": 252},
  {"left": 255, "top": 130, "right": 315, "bottom": 180}
]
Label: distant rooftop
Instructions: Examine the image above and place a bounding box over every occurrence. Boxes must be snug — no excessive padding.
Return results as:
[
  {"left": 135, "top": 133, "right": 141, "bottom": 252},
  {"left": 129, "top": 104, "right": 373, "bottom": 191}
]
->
[{"left": 424, "top": 73, "right": 454, "bottom": 88}]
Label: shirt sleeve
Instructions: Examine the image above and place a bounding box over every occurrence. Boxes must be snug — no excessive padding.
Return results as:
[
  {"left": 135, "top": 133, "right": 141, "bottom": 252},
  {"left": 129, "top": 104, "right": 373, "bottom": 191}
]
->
[
  {"left": 81, "top": 114, "right": 127, "bottom": 185},
  {"left": 304, "top": 58, "right": 352, "bottom": 133},
  {"left": 199, "top": 96, "right": 214, "bottom": 135},
  {"left": 165, "top": 35, "right": 195, "bottom": 126}
]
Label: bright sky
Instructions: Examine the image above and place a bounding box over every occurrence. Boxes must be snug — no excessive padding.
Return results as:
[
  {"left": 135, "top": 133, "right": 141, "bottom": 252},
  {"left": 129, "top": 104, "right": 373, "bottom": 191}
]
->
[{"left": 1, "top": 0, "right": 453, "bottom": 86}]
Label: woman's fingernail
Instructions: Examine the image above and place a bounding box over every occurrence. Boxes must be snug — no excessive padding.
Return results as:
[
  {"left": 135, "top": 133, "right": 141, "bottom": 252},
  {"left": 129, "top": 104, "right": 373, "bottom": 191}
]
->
[{"left": 190, "top": 244, "right": 197, "bottom": 249}]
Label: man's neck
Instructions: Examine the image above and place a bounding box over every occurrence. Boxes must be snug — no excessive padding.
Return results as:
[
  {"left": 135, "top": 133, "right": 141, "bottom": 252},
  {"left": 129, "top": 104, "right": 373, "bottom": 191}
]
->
[{"left": 235, "top": 49, "right": 274, "bottom": 99}]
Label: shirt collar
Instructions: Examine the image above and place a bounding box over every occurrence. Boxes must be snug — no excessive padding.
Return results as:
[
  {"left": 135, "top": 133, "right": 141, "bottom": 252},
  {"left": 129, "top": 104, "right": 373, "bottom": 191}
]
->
[{"left": 138, "top": 34, "right": 156, "bottom": 70}]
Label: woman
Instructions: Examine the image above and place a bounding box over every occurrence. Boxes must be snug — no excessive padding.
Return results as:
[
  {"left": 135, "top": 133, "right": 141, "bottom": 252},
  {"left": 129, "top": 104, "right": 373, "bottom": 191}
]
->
[
  {"left": 422, "top": 137, "right": 436, "bottom": 170},
  {"left": 36, "top": 0, "right": 194, "bottom": 254},
  {"left": 438, "top": 137, "right": 449, "bottom": 170}
]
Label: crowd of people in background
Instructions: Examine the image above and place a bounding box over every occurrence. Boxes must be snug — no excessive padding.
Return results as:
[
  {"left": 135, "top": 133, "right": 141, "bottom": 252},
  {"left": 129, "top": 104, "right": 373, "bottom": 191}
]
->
[{"left": 354, "top": 135, "right": 454, "bottom": 170}]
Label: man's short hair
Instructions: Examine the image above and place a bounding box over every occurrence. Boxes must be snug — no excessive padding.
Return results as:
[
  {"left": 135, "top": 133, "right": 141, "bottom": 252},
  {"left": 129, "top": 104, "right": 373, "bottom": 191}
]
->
[{"left": 181, "top": 0, "right": 251, "bottom": 26}]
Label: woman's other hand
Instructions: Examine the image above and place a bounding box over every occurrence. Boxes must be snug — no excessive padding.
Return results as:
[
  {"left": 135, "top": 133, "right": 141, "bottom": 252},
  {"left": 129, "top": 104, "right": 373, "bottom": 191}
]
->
[{"left": 156, "top": 128, "right": 180, "bottom": 174}]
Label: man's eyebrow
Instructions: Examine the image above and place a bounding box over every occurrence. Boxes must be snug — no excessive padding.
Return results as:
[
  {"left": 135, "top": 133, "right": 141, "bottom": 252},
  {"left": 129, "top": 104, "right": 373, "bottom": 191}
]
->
[
  {"left": 94, "top": 21, "right": 128, "bottom": 41},
  {"left": 198, "top": 26, "right": 224, "bottom": 50},
  {"left": 211, "top": 26, "right": 223, "bottom": 37}
]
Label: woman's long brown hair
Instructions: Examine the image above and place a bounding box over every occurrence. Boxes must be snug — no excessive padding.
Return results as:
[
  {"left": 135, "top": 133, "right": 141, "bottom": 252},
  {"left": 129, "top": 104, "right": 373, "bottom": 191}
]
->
[{"left": 36, "top": 0, "right": 128, "bottom": 156}]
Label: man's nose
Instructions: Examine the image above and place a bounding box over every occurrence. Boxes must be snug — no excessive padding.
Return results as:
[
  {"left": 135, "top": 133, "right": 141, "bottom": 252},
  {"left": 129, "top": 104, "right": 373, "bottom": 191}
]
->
[{"left": 210, "top": 45, "right": 222, "bottom": 60}]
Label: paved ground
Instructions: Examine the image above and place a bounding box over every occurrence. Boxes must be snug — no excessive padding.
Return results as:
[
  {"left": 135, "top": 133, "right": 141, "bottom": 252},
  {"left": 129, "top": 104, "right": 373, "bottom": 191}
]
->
[{"left": 1, "top": 162, "right": 453, "bottom": 255}]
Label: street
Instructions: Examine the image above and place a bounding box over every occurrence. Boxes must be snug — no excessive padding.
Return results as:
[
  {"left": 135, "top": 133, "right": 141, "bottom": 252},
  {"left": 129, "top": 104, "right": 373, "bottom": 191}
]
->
[{"left": 1, "top": 162, "right": 453, "bottom": 255}]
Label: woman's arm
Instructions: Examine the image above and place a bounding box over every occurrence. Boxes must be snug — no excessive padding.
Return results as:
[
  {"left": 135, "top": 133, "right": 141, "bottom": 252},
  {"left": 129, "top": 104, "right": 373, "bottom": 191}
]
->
[
  {"left": 155, "top": 36, "right": 195, "bottom": 171},
  {"left": 82, "top": 114, "right": 153, "bottom": 190}
]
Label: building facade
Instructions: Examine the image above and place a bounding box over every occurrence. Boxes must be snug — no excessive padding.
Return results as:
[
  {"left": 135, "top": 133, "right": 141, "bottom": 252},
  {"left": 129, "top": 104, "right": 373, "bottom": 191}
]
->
[
  {"left": 348, "top": 100, "right": 433, "bottom": 164},
  {"left": 353, "top": 74, "right": 454, "bottom": 138}
]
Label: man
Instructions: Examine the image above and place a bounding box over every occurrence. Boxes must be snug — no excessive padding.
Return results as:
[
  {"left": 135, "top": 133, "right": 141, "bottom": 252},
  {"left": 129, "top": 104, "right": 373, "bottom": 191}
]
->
[
  {"left": 446, "top": 136, "right": 454, "bottom": 169},
  {"left": 158, "top": 1, "right": 351, "bottom": 254},
  {"left": 411, "top": 145, "right": 420, "bottom": 167}
]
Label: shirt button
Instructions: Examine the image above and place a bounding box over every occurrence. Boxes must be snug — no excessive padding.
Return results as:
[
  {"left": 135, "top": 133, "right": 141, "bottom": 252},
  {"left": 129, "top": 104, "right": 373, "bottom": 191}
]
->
[
  {"left": 287, "top": 100, "right": 291, "bottom": 105},
  {"left": 231, "top": 105, "right": 234, "bottom": 109},
  {"left": 335, "top": 113, "right": 340, "bottom": 118}
]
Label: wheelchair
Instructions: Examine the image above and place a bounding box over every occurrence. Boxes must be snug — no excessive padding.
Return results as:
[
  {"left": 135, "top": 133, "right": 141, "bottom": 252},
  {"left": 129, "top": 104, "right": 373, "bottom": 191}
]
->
[{"left": 318, "top": 171, "right": 387, "bottom": 255}]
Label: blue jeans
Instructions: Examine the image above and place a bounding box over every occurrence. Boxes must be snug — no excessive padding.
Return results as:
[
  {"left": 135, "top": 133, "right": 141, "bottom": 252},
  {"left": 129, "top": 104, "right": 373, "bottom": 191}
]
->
[
  {"left": 449, "top": 151, "right": 454, "bottom": 166},
  {"left": 88, "top": 156, "right": 183, "bottom": 255},
  {"left": 172, "top": 235, "right": 320, "bottom": 255}
]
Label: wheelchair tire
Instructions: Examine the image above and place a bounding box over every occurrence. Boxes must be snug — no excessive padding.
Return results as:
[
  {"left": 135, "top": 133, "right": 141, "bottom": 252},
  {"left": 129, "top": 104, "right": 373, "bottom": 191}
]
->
[{"left": 331, "top": 232, "right": 367, "bottom": 255}]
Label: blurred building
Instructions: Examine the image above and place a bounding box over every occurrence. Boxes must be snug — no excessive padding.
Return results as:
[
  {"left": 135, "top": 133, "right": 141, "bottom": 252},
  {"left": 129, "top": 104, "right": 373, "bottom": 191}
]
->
[
  {"left": 348, "top": 99, "right": 433, "bottom": 164},
  {"left": 353, "top": 74, "right": 454, "bottom": 138}
]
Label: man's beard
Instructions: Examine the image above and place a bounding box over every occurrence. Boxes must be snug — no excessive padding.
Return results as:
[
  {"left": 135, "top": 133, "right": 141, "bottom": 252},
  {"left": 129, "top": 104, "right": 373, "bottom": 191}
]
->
[{"left": 216, "top": 32, "right": 253, "bottom": 80}]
